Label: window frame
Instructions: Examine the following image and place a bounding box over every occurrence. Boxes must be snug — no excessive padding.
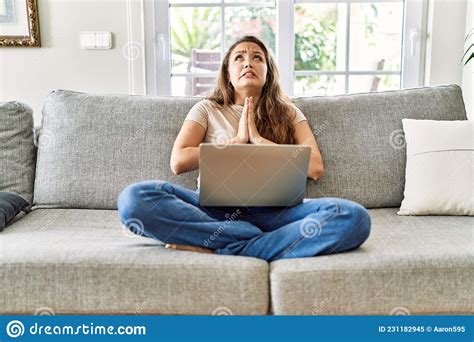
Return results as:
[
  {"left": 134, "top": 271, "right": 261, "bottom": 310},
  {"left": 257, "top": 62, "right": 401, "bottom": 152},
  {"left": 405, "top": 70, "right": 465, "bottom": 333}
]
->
[{"left": 147, "top": 0, "right": 428, "bottom": 96}]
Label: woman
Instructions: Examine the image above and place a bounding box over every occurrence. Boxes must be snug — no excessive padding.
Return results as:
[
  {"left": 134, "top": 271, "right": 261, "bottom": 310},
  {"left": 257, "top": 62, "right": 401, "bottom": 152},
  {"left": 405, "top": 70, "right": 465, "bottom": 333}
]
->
[{"left": 117, "top": 35, "right": 371, "bottom": 262}]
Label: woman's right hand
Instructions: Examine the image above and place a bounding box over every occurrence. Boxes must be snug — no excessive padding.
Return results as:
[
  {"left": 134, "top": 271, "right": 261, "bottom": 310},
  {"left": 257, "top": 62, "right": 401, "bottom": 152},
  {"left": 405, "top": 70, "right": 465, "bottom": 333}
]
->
[{"left": 232, "top": 97, "right": 250, "bottom": 144}]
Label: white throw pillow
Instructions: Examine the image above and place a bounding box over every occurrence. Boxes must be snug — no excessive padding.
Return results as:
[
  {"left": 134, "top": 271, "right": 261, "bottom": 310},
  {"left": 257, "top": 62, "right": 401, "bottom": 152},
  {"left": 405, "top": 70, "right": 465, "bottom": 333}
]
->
[{"left": 398, "top": 119, "right": 473, "bottom": 216}]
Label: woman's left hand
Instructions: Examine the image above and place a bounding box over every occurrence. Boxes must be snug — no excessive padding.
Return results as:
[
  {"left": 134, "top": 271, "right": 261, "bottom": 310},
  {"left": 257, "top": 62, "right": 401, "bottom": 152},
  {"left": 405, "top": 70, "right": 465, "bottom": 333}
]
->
[{"left": 247, "top": 96, "right": 262, "bottom": 144}]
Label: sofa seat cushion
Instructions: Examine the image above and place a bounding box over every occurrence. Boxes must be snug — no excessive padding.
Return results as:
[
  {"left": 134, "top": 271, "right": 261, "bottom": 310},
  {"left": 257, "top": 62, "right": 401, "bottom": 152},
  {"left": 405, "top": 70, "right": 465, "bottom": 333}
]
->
[
  {"left": 270, "top": 208, "right": 473, "bottom": 315},
  {"left": 0, "top": 209, "right": 269, "bottom": 315}
]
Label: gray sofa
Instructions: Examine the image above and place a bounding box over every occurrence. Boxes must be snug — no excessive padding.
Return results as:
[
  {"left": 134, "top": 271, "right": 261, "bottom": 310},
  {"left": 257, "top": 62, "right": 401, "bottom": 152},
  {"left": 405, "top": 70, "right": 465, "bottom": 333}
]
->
[{"left": 1, "top": 85, "right": 472, "bottom": 315}]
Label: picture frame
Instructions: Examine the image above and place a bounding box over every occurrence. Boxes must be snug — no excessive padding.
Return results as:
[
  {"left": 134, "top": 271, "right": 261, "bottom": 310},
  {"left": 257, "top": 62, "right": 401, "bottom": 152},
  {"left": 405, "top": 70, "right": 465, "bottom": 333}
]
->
[{"left": 0, "top": 0, "right": 40, "bottom": 47}]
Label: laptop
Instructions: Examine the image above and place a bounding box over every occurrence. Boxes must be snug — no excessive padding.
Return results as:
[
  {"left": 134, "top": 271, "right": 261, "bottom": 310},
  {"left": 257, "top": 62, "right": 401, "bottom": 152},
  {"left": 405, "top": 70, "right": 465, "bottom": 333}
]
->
[{"left": 199, "top": 143, "right": 311, "bottom": 207}]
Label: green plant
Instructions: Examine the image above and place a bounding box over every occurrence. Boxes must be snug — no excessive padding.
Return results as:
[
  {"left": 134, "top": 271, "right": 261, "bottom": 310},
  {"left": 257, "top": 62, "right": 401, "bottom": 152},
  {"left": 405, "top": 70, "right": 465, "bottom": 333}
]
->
[
  {"left": 226, "top": 6, "right": 276, "bottom": 52},
  {"left": 294, "top": 5, "right": 337, "bottom": 72},
  {"left": 293, "top": 5, "right": 339, "bottom": 94},
  {"left": 170, "top": 7, "right": 221, "bottom": 95},
  {"left": 462, "top": 29, "right": 473, "bottom": 66},
  {"left": 170, "top": 7, "right": 221, "bottom": 71}
]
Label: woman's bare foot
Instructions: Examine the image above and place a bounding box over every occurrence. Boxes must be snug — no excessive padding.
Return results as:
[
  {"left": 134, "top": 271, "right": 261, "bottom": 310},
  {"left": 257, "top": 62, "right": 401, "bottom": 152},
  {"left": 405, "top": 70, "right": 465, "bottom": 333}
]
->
[{"left": 164, "top": 243, "right": 215, "bottom": 254}]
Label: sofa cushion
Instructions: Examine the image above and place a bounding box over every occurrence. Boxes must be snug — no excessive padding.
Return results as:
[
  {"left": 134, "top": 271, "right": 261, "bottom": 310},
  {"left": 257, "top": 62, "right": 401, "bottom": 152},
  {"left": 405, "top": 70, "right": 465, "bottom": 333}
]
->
[
  {"left": 33, "top": 85, "right": 467, "bottom": 209},
  {"left": 0, "top": 208, "right": 269, "bottom": 315},
  {"left": 269, "top": 208, "right": 473, "bottom": 315},
  {"left": 398, "top": 119, "right": 474, "bottom": 215},
  {"left": 292, "top": 84, "right": 467, "bottom": 208},
  {"left": 33, "top": 89, "right": 201, "bottom": 209},
  {"left": 0, "top": 101, "right": 37, "bottom": 204}
]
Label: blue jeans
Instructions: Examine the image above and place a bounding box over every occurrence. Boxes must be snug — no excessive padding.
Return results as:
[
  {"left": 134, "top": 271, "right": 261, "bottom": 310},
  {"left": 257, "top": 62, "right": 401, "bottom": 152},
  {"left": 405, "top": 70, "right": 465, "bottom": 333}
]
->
[{"left": 117, "top": 180, "right": 371, "bottom": 262}]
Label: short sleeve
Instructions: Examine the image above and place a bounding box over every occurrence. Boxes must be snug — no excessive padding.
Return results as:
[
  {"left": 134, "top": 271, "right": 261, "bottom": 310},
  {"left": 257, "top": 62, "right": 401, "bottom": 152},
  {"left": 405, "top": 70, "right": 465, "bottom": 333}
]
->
[
  {"left": 292, "top": 105, "right": 307, "bottom": 125},
  {"left": 184, "top": 101, "right": 208, "bottom": 130}
]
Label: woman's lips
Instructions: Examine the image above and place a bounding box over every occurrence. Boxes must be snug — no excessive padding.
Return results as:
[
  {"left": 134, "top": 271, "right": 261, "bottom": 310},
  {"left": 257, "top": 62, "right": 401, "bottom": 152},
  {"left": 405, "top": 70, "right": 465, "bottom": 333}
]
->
[{"left": 242, "top": 73, "right": 256, "bottom": 78}]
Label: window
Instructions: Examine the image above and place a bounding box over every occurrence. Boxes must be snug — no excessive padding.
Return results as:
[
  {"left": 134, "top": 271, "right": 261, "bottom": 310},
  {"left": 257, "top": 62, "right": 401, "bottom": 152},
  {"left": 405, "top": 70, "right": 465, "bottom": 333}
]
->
[
  {"left": 294, "top": 1, "right": 403, "bottom": 96},
  {"left": 168, "top": 0, "right": 276, "bottom": 96},
  {"left": 149, "top": 0, "right": 428, "bottom": 97}
]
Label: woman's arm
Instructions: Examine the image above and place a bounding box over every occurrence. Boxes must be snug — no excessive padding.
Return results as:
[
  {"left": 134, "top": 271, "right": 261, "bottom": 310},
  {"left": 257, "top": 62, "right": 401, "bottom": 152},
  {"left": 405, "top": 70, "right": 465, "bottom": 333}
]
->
[
  {"left": 292, "top": 120, "right": 325, "bottom": 181},
  {"left": 170, "top": 121, "right": 205, "bottom": 175},
  {"left": 170, "top": 121, "right": 245, "bottom": 175}
]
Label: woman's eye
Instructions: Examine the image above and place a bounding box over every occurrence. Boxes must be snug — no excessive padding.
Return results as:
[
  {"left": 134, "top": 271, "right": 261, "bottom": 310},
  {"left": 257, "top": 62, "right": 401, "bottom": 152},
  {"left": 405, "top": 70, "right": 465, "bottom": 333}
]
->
[{"left": 234, "top": 55, "right": 262, "bottom": 61}]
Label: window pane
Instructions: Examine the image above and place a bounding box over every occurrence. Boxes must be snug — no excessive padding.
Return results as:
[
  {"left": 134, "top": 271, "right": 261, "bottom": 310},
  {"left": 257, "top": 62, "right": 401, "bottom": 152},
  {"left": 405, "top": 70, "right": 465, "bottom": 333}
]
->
[
  {"left": 171, "top": 75, "right": 218, "bottom": 96},
  {"left": 170, "top": 7, "right": 221, "bottom": 74},
  {"left": 224, "top": 6, "right": 276, "bottom": 53},
  {"left": 294, "top": 75, "right": 345, "bottom": 96},
  {"left": 294, "top": 3, "right": 347, "bottom": 71},
  {"left": 348, "top": 75, "right": 400, "bottom": 93},
  {"left": 349, "top": 2, "right": 403, "bottom": 71}
]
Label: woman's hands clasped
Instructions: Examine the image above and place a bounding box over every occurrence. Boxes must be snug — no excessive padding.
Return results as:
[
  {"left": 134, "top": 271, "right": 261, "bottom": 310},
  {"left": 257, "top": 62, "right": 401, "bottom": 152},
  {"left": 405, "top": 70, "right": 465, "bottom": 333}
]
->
[
  {"left": 232, "top": 96, "right": 262, "bottom": 144},
  {"left": 234, "top": 97, "right": 250, "bottom": 144}
]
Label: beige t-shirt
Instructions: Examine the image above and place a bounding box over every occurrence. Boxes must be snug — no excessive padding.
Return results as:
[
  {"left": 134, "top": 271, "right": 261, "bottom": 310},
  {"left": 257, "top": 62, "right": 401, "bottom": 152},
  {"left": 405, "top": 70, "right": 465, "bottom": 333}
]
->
[{"left": 184, "top": 99, "right": 308, "bottom": 189}]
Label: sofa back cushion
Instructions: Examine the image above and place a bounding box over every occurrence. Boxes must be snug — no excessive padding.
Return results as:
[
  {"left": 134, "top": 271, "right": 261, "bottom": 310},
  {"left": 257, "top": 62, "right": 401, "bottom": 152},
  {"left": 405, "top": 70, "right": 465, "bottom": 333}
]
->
[
  {"left": 292, "top": 84, "right": 467, "bottom": 208},
  {"left": 33, "top": 90, "right": 200, "bottom": 209},
  {"left": 0, "top": 101, "right": 37, "bottom": 204},
  {"left": 33, "top": 86, "right": 467, "bottom": 209}
]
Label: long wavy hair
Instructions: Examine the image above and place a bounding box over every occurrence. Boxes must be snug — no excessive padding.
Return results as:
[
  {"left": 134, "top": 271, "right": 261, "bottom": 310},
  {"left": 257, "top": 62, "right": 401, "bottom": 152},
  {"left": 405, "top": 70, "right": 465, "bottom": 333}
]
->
[{"left": 206, "top": 35, "right": 297, "bottom": 144}]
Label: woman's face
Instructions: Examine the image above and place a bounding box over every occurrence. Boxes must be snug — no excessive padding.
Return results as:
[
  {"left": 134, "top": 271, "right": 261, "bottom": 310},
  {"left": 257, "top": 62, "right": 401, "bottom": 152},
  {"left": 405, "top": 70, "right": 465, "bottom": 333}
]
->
[{"left": 227, "top": 42, "right": 267, "bottom": 94}]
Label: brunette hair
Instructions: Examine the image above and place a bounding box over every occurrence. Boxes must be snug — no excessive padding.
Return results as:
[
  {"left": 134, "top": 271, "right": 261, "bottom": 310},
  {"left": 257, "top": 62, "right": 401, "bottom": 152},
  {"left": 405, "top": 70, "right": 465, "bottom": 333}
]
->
[{"left": 206, "top": 35, "right": 297, "bottom": 144}]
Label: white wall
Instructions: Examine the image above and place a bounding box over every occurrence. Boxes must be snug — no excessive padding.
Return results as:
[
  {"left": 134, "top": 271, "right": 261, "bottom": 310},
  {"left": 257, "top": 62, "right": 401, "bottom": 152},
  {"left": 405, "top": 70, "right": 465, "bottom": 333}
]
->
[
  {"left": 425, "top": 0, "right": 472, "bottom": 119},
  {"left": 0, "top": 0, "right": 146, "bottom": 127}
]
